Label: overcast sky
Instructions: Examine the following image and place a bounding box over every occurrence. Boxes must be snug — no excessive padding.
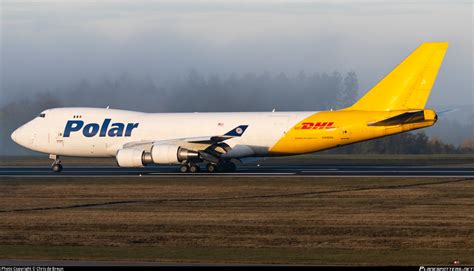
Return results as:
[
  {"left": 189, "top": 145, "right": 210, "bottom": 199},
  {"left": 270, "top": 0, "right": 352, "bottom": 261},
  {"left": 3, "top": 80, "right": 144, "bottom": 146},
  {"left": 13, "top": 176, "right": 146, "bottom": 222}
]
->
[{"left": 1, "top": 0, "right": 472, "bottom": 106}]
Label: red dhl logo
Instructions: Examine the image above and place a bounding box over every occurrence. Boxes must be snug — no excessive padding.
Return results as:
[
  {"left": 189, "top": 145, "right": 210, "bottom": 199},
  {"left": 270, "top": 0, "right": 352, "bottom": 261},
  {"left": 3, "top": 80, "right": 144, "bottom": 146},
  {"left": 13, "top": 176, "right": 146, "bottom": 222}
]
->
[{"left": 299, "top": 122, "right": 335, "bottom": 130}]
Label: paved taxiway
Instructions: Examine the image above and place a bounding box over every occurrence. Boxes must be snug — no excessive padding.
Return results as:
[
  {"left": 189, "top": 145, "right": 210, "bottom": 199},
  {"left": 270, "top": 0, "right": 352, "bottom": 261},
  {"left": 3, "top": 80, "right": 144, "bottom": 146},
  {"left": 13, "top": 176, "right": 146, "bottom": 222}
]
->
[{"left": 1, "top": 165, "right": 473, "bottom": 177}]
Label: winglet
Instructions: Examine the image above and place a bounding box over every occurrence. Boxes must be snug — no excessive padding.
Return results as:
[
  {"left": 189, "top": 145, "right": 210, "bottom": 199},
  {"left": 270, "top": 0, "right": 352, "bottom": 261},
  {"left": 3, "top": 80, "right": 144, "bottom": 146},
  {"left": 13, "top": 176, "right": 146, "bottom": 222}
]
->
[{"left": 224, "top": 125, "right": 249, "bottom": 137}]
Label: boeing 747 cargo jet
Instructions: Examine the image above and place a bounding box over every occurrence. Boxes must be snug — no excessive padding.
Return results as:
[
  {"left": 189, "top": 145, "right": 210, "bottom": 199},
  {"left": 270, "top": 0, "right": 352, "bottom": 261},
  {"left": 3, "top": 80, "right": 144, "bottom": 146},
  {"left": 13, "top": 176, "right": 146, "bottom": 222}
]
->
[{"left": 11, "top": 42, "right": 448, "bottom": 173}]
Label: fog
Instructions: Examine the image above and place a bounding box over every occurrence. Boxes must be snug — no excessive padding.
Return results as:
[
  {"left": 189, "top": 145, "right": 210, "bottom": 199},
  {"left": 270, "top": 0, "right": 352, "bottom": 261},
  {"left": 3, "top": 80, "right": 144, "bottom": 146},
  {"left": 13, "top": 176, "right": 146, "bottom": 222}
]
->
[
  {"left": 0, "top": 0, "right": 472, "bottom": 154},
  {"left": 0, "top": 71, "right": 361, "bottom": 154}
]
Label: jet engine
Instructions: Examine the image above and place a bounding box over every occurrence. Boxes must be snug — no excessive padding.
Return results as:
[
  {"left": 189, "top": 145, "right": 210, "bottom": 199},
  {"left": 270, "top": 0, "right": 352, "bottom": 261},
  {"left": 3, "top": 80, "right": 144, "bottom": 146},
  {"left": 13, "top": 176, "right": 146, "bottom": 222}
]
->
[
  {"left": 151, "top": 144, "right": 198, "bottom": 164},
  {"left": 116, "top": 148, "right": 146, "bottom": 168}
]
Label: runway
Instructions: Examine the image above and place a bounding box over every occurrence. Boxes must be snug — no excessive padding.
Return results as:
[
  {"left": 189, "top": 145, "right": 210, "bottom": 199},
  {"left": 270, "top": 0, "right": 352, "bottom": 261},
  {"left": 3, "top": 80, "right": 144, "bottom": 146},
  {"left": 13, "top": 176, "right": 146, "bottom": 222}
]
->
[{"left": 1, "top": 165, "right": 473, "bottom": 177}]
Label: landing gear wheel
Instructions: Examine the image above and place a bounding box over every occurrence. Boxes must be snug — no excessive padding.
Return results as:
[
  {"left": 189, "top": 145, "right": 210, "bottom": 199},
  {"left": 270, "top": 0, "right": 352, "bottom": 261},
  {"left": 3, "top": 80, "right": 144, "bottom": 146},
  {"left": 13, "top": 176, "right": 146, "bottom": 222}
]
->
[
  {"left": 206, "top": 163, "right": 217, "bottom": 173},
  {"left": 49, "top": 154, "right": 62, "bottom": 173},
  {"left": 180, "top": 165, "right": 189, "bottom": 173},
  {"left": 189, "top": 164, "right": 200, "bottom": 173},
  {"left": 52, "top": 163, "right": 63, "bottom": 173}
]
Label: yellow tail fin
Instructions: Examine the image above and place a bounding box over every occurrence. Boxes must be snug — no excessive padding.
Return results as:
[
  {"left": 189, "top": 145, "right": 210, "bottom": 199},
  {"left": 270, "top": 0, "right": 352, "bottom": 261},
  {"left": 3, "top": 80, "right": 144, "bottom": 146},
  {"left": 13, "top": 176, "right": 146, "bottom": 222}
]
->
[{"left": 348, "top": 42, "right": 448, "bottom": 111}]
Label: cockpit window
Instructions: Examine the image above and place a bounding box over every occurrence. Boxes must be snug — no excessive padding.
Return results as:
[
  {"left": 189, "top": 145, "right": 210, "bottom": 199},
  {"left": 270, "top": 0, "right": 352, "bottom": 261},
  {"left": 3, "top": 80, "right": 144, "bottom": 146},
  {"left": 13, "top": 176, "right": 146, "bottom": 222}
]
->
[{"left": 39, "top": 113, "right": 46, "bottom": 118}]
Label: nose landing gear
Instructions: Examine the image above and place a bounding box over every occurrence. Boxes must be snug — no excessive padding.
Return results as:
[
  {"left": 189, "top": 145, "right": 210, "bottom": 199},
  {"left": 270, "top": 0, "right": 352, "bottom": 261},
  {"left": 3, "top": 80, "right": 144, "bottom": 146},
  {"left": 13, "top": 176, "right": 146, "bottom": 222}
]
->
[
  {"left": 52, "top": 163, "right": 63, "bottom": 172},
  {"left": 50, "top": 154, "right": 62, "bottom": 172}
]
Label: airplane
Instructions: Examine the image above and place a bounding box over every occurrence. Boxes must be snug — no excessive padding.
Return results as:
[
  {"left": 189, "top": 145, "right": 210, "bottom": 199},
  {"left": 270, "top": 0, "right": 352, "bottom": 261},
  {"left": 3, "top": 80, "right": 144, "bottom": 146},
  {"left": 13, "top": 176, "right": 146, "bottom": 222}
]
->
[{"left": 11, "top": 42, "right": 448, "bottom": 173}]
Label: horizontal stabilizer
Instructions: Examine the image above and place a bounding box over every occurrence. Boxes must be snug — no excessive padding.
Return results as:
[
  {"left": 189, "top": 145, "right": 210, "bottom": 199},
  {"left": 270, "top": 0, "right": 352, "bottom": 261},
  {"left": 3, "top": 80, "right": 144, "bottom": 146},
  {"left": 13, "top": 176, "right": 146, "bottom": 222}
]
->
[
  {"left": 368, "top": 110, "right": 437, "bottom": 126},
  {"left": 437, "top": 108, "right": 459, "bottom": 116}
]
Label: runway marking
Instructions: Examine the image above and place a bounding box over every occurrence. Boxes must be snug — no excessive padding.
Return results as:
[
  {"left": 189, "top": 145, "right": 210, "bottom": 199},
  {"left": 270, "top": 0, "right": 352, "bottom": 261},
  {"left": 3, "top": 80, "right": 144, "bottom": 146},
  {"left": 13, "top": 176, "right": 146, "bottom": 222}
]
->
[
  {"left": 1, "top": 170, "right": 472, "bottom": 174},
  {"left": 149, "top": 172, "right": 296, "bottom": 175},
  {"left": 0, "top": 165, "right": 440, "bottom": 169},
  {"left": 1, "top": 175, "right": 474, "bottom": 178},
  {"left": 302, "top": 170, "right": 474, "bottom": 173},
  {"left": 1, "top": 166, "right": 473, "bottom": 178}
]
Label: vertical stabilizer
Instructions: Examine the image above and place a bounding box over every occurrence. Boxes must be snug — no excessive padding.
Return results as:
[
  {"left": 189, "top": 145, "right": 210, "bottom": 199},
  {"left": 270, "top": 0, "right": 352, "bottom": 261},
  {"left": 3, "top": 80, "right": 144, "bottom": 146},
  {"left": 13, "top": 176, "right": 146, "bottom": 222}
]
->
[{"left": 347, "top": 42, "right": 448, "bottom": 111}]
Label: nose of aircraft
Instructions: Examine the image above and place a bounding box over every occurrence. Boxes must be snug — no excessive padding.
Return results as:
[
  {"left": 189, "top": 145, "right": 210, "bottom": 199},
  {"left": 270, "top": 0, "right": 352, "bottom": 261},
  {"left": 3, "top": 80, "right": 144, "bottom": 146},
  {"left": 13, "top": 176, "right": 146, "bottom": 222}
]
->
[
  {"left": 11, "top": 128, "right": 19, "bottom": 144},
  {"left": 11, "top": 126, "right": 30, "bottom": 148}
]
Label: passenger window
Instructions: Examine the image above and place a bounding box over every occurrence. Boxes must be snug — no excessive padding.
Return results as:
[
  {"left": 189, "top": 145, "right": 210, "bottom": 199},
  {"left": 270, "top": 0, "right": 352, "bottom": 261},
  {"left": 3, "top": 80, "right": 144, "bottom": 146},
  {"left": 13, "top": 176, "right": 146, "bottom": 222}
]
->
[{"left": 39, "top": 113, "right": 46, "bottom": 118}]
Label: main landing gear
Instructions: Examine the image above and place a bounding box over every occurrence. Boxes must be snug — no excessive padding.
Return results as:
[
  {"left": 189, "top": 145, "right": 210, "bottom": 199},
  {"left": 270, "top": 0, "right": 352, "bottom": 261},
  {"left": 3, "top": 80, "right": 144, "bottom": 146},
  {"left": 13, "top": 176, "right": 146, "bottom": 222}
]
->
[
  {"left": 179, "top": 161, "right": 236, "bottom": 173},
  {"left": 206, "top": 162, "right": 236, "bottom": 173},
  {"left": 180, "top": 163, "right": 201, "bottom": 173},
  {"left": 50, "top": 154, "right": 63, "bottom": 172}
]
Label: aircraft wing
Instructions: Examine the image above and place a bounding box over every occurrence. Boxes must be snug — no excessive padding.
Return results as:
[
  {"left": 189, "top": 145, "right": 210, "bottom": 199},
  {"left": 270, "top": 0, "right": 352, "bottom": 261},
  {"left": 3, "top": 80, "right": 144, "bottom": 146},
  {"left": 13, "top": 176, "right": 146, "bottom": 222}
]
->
[
  {"left": 122, "top": 125, "right": 249, "bottom": 150},
  {"left": 187, "top": 125, "right": 249, "bottom": 144}
]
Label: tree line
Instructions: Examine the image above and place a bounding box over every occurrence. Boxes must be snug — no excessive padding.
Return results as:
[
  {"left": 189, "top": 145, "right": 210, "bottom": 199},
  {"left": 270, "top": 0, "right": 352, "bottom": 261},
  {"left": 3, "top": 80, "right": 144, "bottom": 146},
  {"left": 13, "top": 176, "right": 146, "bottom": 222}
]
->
[
  {"left": 0, "top": 70, "right": 472, "bottom": 155},
  {"left": 324, "top": 131, "right": 474, "bottom": 154}
]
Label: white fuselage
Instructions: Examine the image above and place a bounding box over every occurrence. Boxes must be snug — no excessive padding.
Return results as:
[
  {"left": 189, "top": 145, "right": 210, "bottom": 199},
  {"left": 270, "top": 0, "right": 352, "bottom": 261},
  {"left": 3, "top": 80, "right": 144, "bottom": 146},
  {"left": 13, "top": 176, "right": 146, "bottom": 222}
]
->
[{"left": 11, "top": 108, "right": 315, "bottom": 158}]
